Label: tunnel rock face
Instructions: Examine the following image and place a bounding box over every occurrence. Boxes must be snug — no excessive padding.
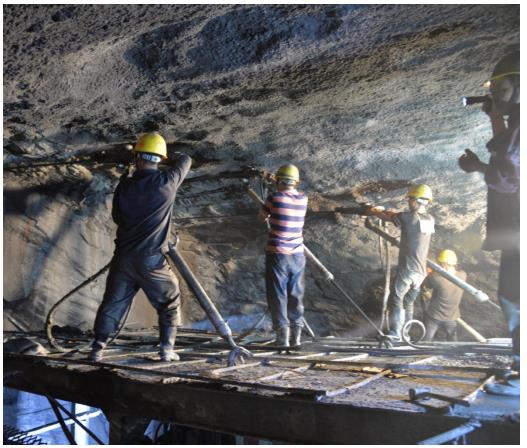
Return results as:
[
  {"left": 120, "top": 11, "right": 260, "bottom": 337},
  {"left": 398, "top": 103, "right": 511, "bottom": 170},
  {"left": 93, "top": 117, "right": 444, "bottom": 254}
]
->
[{"left": 3, "top": 4, "right": 519, "bottom": 338}]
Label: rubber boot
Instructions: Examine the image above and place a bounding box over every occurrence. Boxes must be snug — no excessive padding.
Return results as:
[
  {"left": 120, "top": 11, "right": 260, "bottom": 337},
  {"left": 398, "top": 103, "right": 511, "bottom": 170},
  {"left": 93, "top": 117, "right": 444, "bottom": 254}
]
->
[
  {"left": 276, "top": 326, "right": 290, "bottom": 348},
  {"left": 388, "top": 308, "right": 405, "bottom": 341},
  {"left": 159, "top": 325, "right": 180, "bottom": 362},
  {"left": 291, "top": 326, "right": 302, "bottom": 348},
  {"left": 404, "top": 305, "right": 414, "bottom": 323},
  {"left": 88, "top": 336, "right": 108, "bottom": 362}
]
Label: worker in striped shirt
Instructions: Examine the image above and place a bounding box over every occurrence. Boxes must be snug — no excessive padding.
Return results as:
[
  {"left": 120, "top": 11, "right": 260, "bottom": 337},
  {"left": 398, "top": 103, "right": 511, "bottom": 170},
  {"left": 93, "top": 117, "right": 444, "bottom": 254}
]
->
[{"left": 259, "top": 164, "right": 308, "bottom": 348}]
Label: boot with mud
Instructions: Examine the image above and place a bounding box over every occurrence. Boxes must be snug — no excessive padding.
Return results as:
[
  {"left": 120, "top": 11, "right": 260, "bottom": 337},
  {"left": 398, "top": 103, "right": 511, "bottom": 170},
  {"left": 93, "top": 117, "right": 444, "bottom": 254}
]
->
[
  {"left": 276, "top": 325, "right": 290, "bottom": 348},
  {"left": 88, "top": 337, "right": 107, "bottom": 362},
  {"left": 291, "top": 325, "right": 302, "bottom": 348},
  {"left": 159, "top": 325, "right": 180, "bottom": 362}
]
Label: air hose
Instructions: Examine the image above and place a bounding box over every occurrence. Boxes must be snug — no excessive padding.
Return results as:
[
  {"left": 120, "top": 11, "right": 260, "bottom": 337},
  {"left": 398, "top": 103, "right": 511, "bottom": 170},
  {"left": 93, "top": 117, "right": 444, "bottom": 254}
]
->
[{"left": 45, "top": 262, "right": 112, "bottom": 352}]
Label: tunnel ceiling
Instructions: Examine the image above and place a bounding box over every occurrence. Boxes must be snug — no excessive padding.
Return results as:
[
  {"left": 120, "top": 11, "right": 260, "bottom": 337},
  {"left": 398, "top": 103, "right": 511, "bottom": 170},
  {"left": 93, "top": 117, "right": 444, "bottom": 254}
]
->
[{"left": 3, "top": 4, "right": 520, "bottom": 337}]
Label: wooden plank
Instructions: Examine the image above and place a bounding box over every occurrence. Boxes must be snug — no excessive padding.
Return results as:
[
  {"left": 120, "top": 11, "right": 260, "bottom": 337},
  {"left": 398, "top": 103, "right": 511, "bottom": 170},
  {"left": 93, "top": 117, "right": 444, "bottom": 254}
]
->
[
  {"left": 332, "top": 353, "right": 369, "bottom": 362},
  {"left": 256, "top": 365, "right": 313, "bottom": 382},
  {"left": 128, "top": 358, "right": 211, "bottom": 370},
  {"left": 409, "top": 356, "right": 437, "bottom": 365},
  {"left": 291, "top": 352, "right": 334, "bottom": 359},
  {"left": 207, "top": 361, "right": 264, "bottom": 376},
  {"left": 461, "top": 375, "right": 496, "bottom": 404},
  {"left": 317, "top": 371, "right": 390, "bottom": 398}
]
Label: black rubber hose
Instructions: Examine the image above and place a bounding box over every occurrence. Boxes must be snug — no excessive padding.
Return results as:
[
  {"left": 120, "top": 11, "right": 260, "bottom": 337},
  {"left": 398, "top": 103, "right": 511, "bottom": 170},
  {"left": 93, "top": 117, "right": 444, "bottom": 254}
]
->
[{"left": 45, "top": 262, "right": 111, "bottom": 352}]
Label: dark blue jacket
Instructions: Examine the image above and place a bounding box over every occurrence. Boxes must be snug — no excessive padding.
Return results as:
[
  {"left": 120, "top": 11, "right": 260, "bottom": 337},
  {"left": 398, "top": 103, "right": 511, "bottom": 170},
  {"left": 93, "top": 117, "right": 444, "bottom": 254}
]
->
[{"left": 112, "top": 155, "right": 191, "bottom": 255}]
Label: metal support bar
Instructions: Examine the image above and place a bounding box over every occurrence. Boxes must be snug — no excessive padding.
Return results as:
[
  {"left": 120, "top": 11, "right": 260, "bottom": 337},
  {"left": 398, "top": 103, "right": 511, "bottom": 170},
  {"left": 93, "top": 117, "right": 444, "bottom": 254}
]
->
[
  {"left": 51, "top": 400, "right": 105, "bottom": 445},
  {"left": 26, "top": 410, "right": 102, "bottom": 437},
  {"left": 46, "top": 396, "right": 77, "bottom": 445},
  {"left": 417, "top": 420, "right": 481, "bottom": 445}
]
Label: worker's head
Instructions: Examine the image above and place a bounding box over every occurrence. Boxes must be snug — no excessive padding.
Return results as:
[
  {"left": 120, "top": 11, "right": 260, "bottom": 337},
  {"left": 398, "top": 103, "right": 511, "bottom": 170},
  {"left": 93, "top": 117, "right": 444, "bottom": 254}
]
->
[
  {"left": 437, "top": 249, "right": 457, "bottom": 269},
  {"left": 133, "top": 132, "right": 167, "bottom": 169},
  {"left": 275, "top": 164, "right": 300, "bottom": 190},
  {"left": 485, "top": 51, "right": 520, "bottom": 116},
  {"left": 407, "top": 184, "right": 432, "bottom": 211}
]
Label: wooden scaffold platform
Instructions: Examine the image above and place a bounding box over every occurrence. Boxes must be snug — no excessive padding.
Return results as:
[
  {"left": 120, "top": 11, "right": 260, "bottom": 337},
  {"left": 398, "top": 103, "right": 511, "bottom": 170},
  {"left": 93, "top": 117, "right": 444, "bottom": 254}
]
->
[{"left": 3, "top": 328, "right": 520, "bottom": 444}]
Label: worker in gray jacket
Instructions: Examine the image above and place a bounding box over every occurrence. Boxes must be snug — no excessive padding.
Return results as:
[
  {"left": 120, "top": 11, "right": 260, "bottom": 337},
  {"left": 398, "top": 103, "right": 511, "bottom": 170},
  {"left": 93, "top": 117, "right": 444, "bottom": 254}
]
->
[
  {"left": 366, "top": 184, "right": 435, "bottom": 340},
  {"left": 90, "top": 132, "right": 192, "bottom": 362}
]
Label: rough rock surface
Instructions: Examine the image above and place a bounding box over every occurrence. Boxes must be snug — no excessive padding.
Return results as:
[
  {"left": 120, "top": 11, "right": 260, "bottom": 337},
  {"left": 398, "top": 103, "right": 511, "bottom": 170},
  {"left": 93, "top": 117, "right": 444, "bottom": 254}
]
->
[{"left": 3, "top": 4, "right": 519, "bottom": 338}]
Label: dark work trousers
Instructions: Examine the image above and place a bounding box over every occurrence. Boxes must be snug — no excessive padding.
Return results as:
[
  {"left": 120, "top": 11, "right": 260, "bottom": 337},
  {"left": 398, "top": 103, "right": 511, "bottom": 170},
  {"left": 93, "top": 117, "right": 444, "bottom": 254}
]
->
[
  {"left": 423, "top": 315, "right": 457, "bottom": 342},
  {"left": 265, "top": 253, "right": 306, "bottom": 330},
  {"left": 498, "top": 248, "right": 520, "bottom": 369},
  {"left": 93, "top": 252, "right": 180, "bottom": 338}
]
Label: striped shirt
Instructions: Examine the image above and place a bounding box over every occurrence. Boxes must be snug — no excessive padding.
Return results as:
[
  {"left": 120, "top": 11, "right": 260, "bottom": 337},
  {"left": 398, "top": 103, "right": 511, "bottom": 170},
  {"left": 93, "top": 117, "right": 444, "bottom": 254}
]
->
[{"left": 262, "top": 189, "right": 308, "bottom": 255}]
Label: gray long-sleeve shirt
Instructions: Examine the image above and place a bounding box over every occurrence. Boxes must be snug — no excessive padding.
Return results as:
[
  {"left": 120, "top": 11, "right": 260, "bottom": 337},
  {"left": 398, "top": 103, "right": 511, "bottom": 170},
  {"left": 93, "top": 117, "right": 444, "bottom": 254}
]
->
[{"left": 112, "top": 155, "right": 192, "bottom": 255}]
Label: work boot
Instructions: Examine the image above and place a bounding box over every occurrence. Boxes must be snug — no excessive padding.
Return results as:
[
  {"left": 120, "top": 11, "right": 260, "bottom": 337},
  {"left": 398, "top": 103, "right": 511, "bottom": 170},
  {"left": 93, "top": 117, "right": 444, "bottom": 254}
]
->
[
  {"left": 387, "top": 308, "right": 405, "bottom": 341},
  {"left": 290, "top": 325, "right": 302, "bottom": 348},
  {"left": 159, "top": 325, "right": 179, "bottom": 362},
  {"left": 88, "top": 338, "right": 107, "bottom": 362},
  {"left": 276, "top": 326, "right": 290, "bottom": 348}
]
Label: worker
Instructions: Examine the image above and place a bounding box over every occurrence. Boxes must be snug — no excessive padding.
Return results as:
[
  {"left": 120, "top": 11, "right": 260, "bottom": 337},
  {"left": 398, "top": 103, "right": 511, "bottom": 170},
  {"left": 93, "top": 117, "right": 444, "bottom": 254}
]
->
[
  {"left": 89, "top": 132, "right": 192, "bottom": 362},
  {"left": 458, "top": 51, "right": 519, "bottom": 395},
  {"left": 421, "top": 250, "right": 466, "bottom": 342},
  {"left": 366, "top": 184, "right": 435, "bottom": 341},
  {"left": 259, "top": 164, "right": 308, "bottom": 348}
]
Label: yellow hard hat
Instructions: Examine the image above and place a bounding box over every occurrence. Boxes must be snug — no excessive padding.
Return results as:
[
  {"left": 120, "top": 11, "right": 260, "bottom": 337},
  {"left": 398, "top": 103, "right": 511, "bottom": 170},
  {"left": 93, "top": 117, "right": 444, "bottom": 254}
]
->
[
  {"left": 437, "top": 249, "right": 457, "bottom": 265},
  {"left": 407, "top": 184, "right": 432, "bottom": 202},
  {"left": 134, "top": 133, "right": 167, "bottom": 159},
  {"left": 275, "top": 164, "right": 300, "bottom": 183}
]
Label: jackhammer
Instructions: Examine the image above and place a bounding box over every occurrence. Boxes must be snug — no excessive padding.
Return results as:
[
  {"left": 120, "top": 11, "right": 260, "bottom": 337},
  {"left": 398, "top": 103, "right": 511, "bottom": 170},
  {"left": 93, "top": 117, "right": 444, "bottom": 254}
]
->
[
  {"left": 245, "top": 185, "right": 394, "bottom": 349},
  {"left": 166, "top": 238, "right": 252, "bottom": 366}
]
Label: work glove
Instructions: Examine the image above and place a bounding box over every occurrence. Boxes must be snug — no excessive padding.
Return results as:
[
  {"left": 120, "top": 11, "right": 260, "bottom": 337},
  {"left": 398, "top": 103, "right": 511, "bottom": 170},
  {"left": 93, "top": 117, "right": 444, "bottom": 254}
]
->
[{"left": 458, "top": 149, "right": 481, "bottom": 173}]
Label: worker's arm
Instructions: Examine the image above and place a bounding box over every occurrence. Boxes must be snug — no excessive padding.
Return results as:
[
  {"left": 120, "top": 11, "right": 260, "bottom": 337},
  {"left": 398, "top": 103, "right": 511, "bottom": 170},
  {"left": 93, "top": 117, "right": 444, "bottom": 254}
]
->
[
  {"left": 111, "top": 182, "right": 123, "bottom": 225},
  {"left": 366, "top": 206, "right": 398, "bottom": 222},
  {"left": 166, "top": 154, "right": 192, "bottom": 188},
  {"left": 258, "top": 194, "right": 272, "bottom": 223}
]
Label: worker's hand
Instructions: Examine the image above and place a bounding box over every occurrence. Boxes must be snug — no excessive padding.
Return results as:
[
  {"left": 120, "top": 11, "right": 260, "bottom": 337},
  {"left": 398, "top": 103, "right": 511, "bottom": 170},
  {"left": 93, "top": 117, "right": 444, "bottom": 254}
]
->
[
  {"left": 458, "top": 149, "right": 481, "bottom": 173},
  {"left": 369, "top": 205, "right": 385, "bottom": 213},
  {"left": 363, "top": 205, "right": 384, "bottom": 216}
]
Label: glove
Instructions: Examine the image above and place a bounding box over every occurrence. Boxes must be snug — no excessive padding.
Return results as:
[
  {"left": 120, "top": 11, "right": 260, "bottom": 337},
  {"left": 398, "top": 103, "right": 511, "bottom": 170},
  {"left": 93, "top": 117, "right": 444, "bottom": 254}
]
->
[{"left": 458, "top": 149, "right": 481, "bottom": 173}]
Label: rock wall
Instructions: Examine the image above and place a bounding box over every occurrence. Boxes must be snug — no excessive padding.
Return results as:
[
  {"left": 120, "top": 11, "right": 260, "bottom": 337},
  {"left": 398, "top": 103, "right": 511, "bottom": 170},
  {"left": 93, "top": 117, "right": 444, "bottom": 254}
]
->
[{"left": 3, "top": 4, "right": 519, "bottom": 339}]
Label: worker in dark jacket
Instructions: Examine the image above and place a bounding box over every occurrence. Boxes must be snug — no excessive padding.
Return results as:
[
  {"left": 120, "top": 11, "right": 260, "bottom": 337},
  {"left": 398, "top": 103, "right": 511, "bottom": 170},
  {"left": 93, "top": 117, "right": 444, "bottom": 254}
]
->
[
  {"left": 90, "top": 132, "right": 192, "bottom": 362},
  {"left": 366, "top": 184, "right": 435, "bottom": 340},
  {"left": 422, "top": 250, "right": 466, "bottom": 342},
  {"left": 259, "top": 164, "right": 308, "bottom": 348},
  {"left": 458, "top": 51, "right": 519, "bottom": 395}
]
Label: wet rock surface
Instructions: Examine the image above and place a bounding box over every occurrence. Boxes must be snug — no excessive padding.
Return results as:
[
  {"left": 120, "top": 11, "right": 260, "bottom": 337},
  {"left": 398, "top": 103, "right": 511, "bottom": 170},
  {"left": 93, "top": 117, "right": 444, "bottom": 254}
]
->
[{"left": 3, "top": 5, "right": 519, "bottom": 338}]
